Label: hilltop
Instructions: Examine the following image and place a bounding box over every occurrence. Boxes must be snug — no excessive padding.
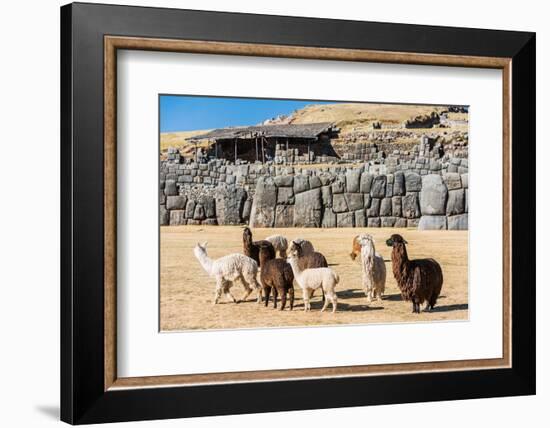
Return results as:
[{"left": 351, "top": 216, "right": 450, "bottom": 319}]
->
[{"left": 160, "top": 102, "right": 468, "bottom": 153}]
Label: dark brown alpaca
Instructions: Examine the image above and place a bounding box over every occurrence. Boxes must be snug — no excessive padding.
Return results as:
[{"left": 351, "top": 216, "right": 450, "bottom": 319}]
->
[
  {"left": 386, "top": 234, "right": 443, "bottom": 313},
  {"left": 259, "top": 244, "right": 294, "bottom": 310},
  {"left": 242, "top": 227, "right": 275, "bottom": 266}
]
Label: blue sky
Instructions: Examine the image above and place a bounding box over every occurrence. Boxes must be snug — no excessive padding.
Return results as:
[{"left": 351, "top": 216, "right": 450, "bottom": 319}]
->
[{"left": 159, "top": 95, "right": 335, "bottom": 132}]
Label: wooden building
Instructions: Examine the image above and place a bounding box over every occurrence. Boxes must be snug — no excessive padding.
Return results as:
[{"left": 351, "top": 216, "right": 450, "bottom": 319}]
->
[{"left": 190, "top": 122, "right": 339, "bottom": 163}]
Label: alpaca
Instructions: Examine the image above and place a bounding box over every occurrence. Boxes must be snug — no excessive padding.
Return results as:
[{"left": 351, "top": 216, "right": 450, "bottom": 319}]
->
[
  {"left": 286, "top": 253, "right": 339, "bottom": 313},
  {"left": 349, "top": 235, "right": 361, "bottom": 261},
  {"left": 265, "top": 234, "right": 288, "bottom": 258},
  {"left": 259, "top": 244, "right": 294, "bottom": 310},
  {"left": 243, "top": 227, "right": 275, "bottom": 266},
  {"left": 357, "top": 234, "right": 386, "bottom": 301},
  {"left": 288, "top": 240, "right": 328, "bottom": 302},
  {"left": 386, "top": 234, "right": 443, "bottom": 313},
  {"left": 289, "top": 238, "right": 315, "bottom": 256},
  {"left": 193, "top": 242, "right": 262, "bottom": 304}
]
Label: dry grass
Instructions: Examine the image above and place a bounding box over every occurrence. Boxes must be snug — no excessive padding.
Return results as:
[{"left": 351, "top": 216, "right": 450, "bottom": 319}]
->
[
  {"left": 160, "top": 226, "right": 468, "bottom": 331},
  {"left": 160, "top": 129, "right": 211, "bottom": 152}
]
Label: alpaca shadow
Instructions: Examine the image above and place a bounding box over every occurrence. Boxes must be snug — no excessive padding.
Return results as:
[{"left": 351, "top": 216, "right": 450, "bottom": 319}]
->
[
  {"left": 337, "top": 289, "right": 366, "bottom": 300},
  {"left": 430, "top": 303, "right": 468, "bottom": 313},
  {"left": 382, "top": 293, "right": 403, "bottom": 302},
  {"left": 337, "top": 303, "right": 384, "bottom": 312}
]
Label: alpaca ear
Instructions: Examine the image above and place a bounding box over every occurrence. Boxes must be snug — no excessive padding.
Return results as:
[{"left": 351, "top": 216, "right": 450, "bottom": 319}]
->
[
  {"left": 202, "top": 241, "right": 208, "bottom": 247},
  {"left": 403, "top": 239, "right": 408, "bottom": 244}
]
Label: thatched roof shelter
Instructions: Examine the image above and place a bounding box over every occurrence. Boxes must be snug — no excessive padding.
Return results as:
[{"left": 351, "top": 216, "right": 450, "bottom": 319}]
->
[{"left": 191, "top": 122, "right": 337, "bottom": 141}]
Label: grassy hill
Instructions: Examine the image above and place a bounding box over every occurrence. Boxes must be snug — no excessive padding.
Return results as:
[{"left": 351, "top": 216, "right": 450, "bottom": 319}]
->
[{"left": 160, "top": 103, "right": 467, "bottom": 153}]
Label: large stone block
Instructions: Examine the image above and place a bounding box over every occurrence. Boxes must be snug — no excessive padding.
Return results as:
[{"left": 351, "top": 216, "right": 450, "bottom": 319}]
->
[
  {"left": 331, "top": 175, "right": 346, "bottom": 194},
  {"left": 461, "top": 173, "right": 469, "bottom": 189},
  {"left": 381, "top": 217, "right": 396, "bottom": 227},
  {"left": 321, "top": 185, "right": 332, "bottom": 207},
  {"left": 293, "top": 188, "right": 322, "bottom": 227},
  {"left": 332, "top": 193, "right": 349, "bottom": 213},
  {"left": 345, "top": 193, "right": 364, "bottom": 211},
  {"left": 160, "top": 205, "right": 169, "bottom": 226},
  {"left": 166, "top": 195, "right": 187, "bottom": 211},
  {"left": 380, "top": 198, "right": 392, "bottom": 217},
  {"left": 393, "top": 171, "right": 406, "bottom": 196},
  {"left": 185, "top": 200, "right": 196, "bottom": 219},
  {"left": 277, "top": 187, "right": 294, "bottom": 205},
  {"left": 418, "top": 215, "right": 447, "bottom": 230},
  {"left": 446, "top": 189, "right": 465, "bottom": 215},
  {"left": 293, "top": 175, "right": 310, "bottom": 194},
  {"left": 216, "top": 186, "right": 247, "bottom": 225},
  {"left": 242, "top": 199, "right": 252, "bottom": 221},
  {"left": 169, "top": 210, "right": 187, "bottom": 226},
  {"left": 407, "top": 219, "right": 420, "bottom": 228},
  {"left": 336, "top": 212, "right": 355, "bottom": 227},
  {"left": 394, "top": 217, "right": 407, "bottom": 228},
  {"left": 322, "top": 208, "right": 336, "bottom": 228},
  {"left": 164, "top": 179, "right": 178, "bottom": 196},
  {"left": 274, "top": 175, "right": 293, "bottom": 187},
  {"left": 355, "top": 209, "right": 366, "bottom": 227},
  {"left": 370, "top": 175, "right": 387, "bottom": 198},
  {"left": 447, "top": 214, "right": 468, "bottom": 230},
  {"left": 402, "top": 192, "right": 421, "bottom": 218},
  {"left": 249, "top": 177, "right": 277, "bottom": 227},
  {"left": 360, "top": 172, "right": 374, "bottom": 193},
  {"left": 193, "top": 204, "right": 206, "bottom": 220},
  {"left": 392, "top": 196, "right": 402, "bottom": 217},
  {"left": 404, "top": 172, "right": 422, "bottom": 192},
  {"left": 367, "top": 217, "right": 381, "bottom": 227},
  {"left": 274, "top": 205, "right": 294, "bottom": 228},
  {"left": 465, "top": 189, "right": 469, "bottom": 213},
  {"left": 309, "top": 175, "right": 322, "bottom": 189},
  {"left": 367, "top": 198, "right": 381, "bottom": 217},
  {"left": 443, "top": 172, "right": 462, "bottom": 190},
  {"left": 346, "top": 170, "right": 361, "bottom": 193},
  {"left": 420, "top": 174, "right": 448, "bottom": 215}
]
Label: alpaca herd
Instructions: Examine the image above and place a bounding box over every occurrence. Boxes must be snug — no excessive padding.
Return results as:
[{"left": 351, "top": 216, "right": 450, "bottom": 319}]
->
[{"left": 193, "top": 229, "right": 444, "bottom": 314}]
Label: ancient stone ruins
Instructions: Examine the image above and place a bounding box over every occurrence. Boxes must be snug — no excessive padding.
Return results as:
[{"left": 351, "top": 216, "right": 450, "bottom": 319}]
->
[{"left": 160, "top": 135, "right": 468, "bottom": 230}]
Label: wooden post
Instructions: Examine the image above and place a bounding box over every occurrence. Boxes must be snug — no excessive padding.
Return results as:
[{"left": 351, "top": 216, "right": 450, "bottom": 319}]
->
[
  {"left": 286, "top": 138, "right": 289, "bottom": 164},
  {"left": 214, "top": 140, "right": 218, "bottom": 159},
  {"left": 255, "top": 136, "right": 258, "bottom": 161},
  {"left": 308, "top": 141, "right": 311, "bottom": 163},
  {"left": 234, "top": 138, "right": 237, "bottom": 163},
  {"left": 194, "top": 141, "right": 198, "bottom": 163},
  {"left": 261, "top": 136, "right": 265, "bottom": 164}
]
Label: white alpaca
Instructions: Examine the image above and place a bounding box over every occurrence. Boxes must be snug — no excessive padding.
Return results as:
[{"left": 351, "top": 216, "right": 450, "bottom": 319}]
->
[
  {"left": 265, "top": 234, "right": 288, "bottom": 258},
  {"left": 358, "top": 234, "right": 386, "bottom": 302},
  {"left": 193, "top": 242, "right": 261, "bottom": 304},
  {"left": 286, "top": 253, "right": 339, "bottom": 313}
]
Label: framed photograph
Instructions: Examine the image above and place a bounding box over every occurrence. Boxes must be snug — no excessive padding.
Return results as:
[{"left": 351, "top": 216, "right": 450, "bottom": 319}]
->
[{"left": 61, "top": 2, "right": 535, "bottom": 424}]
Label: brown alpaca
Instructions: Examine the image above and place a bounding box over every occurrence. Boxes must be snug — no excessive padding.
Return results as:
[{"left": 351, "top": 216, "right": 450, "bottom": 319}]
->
[
  {"left": 349, "top": 235, "right": 361, "bottom": 260},
  {"left": 243, "top": 227, "right": 275, "bottom": 266},
  {"left": 386, "top": 234, "right": 443, "bottom": 313},
  {"left": 259, "top": 245, "right": 294, "bottom": 310}
]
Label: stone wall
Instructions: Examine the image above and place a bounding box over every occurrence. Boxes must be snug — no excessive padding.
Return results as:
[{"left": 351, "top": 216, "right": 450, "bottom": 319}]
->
[
  {"left": 160, "top": 136, "right": 468, "bottom": 229},
  {"left": 160, "top": 161, "right": 468, "bottom": 230}
]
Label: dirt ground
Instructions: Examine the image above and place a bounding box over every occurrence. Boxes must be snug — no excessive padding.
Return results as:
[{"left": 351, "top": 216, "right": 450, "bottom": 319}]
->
[{"left": 160, "top": 226, "right": 468, "bottom": 331}]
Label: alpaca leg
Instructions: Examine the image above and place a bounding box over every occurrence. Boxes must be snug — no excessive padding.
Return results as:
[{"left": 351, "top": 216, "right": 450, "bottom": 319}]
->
[
  {"left": 244, "top": 273, "right": 262, "bottom": 304},
  {"left": 280, "top": 249, "right": 287, "bottom": 259},
  {"left": 320, "top": 296, "right": 330, "bottom": 312},
  {"left": 264, "top": 286, "right": 271, "bottom": 307},
  {"left": 224, "top": 288, "right": 238, "bottom": 303},
  {"left": 272, "top": 288, "right": 278, "bottom": 309},
  {"left": 213, "top": 277, "right": 225, "bottom": 304},
  {"left": 280, "top": 288, "right": 287, "bottom": 311},
  {"left": 302, "top": 289, "right": 310, "bottom": 312},
  {"left": 330, "top": 293, "right": 338, "bottom": 313},
  {"left": 289, "top": 287, "right": 294, "bottom": 311}
]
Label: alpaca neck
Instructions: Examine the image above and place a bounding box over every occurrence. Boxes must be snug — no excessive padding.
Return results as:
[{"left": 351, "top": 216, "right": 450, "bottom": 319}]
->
[
  {"left": 287, "top": 257, "right": 304, "bottom": 283},
  {"left": 361, "top": 246, "right": 375, "bottom": 281},
  {"left": 195, "top": 250, "right": 214, "bottom": 275},
  {"left": 392, "top": 244, "right": 410, "bottom": 277}
]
